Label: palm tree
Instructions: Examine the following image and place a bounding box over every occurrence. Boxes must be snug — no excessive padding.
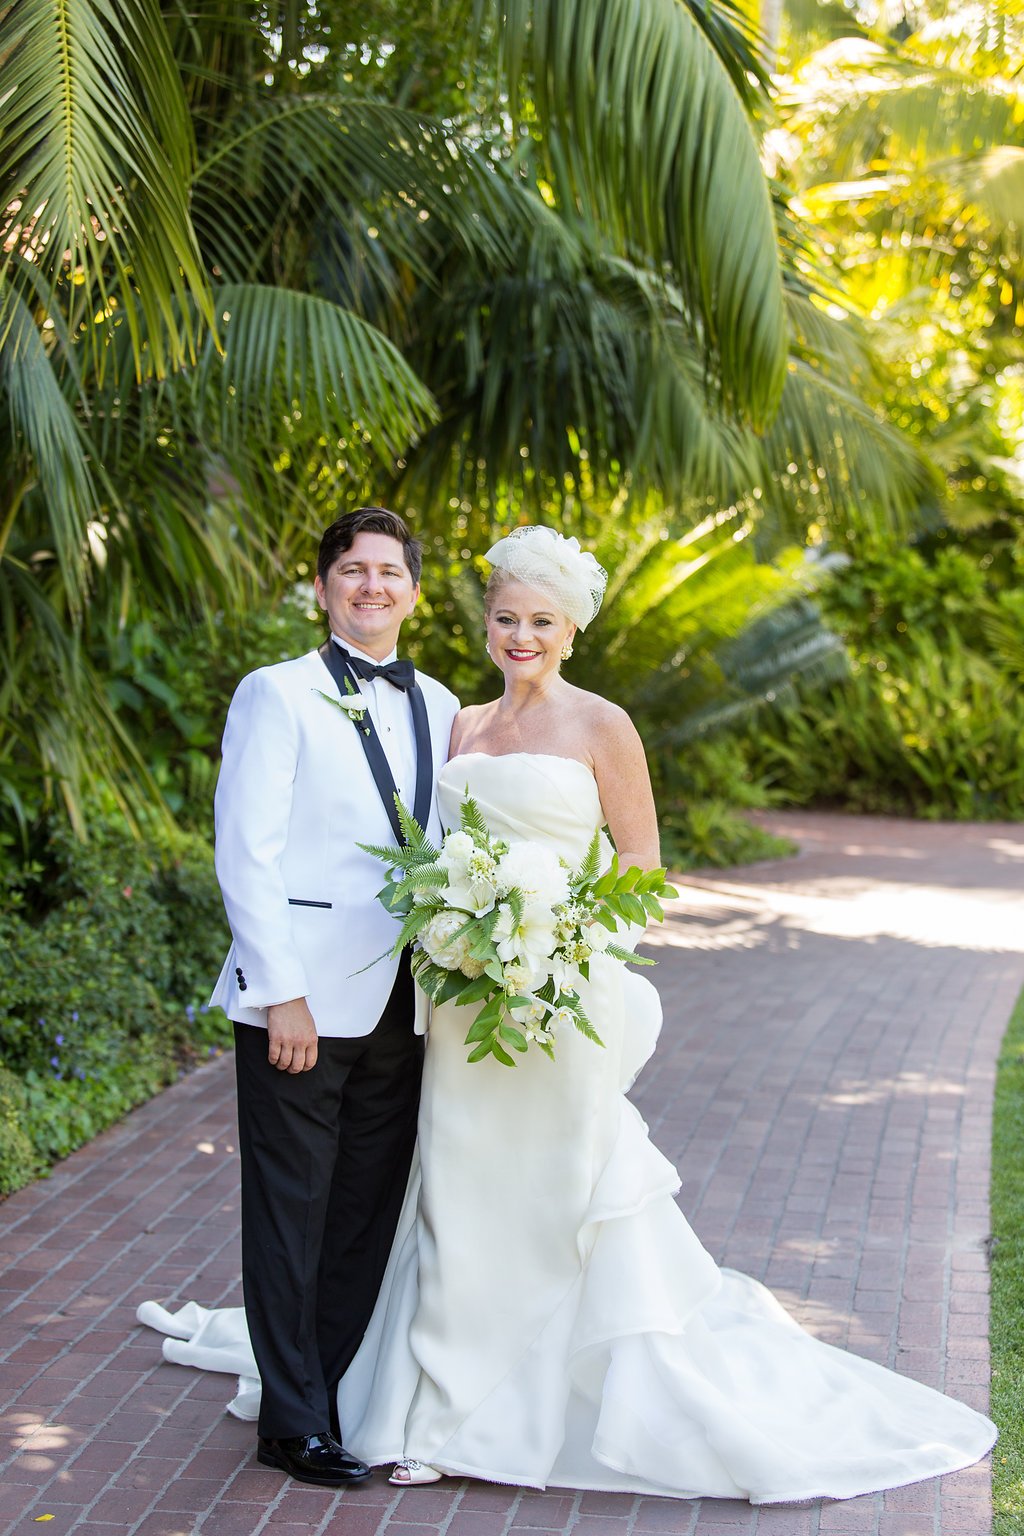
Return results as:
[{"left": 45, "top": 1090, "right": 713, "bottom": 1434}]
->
[{"left": 0, "top": 0, "right": 935, "bottom": 834}]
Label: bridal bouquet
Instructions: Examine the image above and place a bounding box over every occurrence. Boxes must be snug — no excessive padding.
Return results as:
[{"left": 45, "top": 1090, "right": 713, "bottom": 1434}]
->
[{"left": 360, "top": 795, "right": 677, "bottom": 1066}]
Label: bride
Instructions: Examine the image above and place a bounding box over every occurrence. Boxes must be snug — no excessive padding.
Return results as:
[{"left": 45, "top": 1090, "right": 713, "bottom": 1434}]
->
[{"left": 140, "top": 525, "right": 996, "bottom": 1503}]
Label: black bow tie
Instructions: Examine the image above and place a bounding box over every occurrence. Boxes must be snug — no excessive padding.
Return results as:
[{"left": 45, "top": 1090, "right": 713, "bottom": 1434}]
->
[{"left": 336, "top": 646, "right": 415, "bottom": 692}]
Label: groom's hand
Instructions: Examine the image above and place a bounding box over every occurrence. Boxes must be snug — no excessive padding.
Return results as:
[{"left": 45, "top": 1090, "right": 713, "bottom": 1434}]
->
[{"left": 266, "top": 998, "right": 319, "bottom": 1073}]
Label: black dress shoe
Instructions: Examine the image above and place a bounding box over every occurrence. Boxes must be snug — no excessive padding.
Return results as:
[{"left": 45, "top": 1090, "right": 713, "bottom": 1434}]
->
[{"left": 257, "top": 1431, "right": 372, "bottom": 1486}]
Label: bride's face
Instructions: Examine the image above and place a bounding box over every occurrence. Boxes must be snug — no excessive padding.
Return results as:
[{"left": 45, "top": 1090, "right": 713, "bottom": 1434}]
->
[{"left": 485, "top": 580, "right": 575, "bottom": 683}]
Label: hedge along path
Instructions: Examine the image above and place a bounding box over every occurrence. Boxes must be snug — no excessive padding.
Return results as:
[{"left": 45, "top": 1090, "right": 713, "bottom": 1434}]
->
[{"left": 0, "top": 809, "right": 1021, "bottom": 1536}]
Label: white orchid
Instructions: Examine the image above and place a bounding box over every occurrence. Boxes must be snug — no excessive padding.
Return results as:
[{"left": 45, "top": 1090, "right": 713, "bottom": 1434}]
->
[
  {"left": 494, "top": 900, "right": 559, "bottom": 972},
  {"left": 549, "top": 955, "right": 583, "bottom": 998}
]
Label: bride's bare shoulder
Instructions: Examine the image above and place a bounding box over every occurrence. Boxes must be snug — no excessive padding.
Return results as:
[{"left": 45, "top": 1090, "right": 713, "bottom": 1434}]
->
[
  {"left": 449, "top": 700, "right": 496, "bottom": 754},
  {"left": 570, "top": 687, "right": 639, "bottom": 741}
]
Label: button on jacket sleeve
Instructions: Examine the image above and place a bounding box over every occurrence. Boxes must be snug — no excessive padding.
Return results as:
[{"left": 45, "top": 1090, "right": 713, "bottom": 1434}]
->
[{"left": 214, "top": 668, "right": 310, "bottom": 1009}]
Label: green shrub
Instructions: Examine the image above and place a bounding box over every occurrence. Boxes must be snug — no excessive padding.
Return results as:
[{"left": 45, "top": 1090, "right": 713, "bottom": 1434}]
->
[
  {"left": 0, "top": 819, "right": 231, "bottom": 1197},
  {"left": 0, "top": 1066, "right": 42, "bottom": 1196},
  {"left": 742, "top": 540, "right": 1024, "bottom": 820}
]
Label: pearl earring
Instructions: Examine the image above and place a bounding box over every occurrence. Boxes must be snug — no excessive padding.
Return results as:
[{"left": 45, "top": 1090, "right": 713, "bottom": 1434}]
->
[{"left": 561, "top": 642, "right": 573, "bottom": 662}]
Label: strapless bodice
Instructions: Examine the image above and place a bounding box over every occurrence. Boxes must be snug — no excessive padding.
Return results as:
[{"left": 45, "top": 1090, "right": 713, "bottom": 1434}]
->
[{"left": 438, "top": 752, "right": 605, "bottom": 868}]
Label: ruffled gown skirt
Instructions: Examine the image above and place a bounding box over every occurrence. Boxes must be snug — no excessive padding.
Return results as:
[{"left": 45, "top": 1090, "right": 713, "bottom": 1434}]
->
[{"left": 140, "top": 754, "right": 995, "bottom": 1501}]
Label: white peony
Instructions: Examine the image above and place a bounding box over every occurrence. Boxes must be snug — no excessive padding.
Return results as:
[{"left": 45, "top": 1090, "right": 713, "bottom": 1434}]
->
[
  {"left": 494, "top": 842, "right": 571, "bottom": 909},
  {"left": 420, "top": 910, "right": 486, "bottom": 976}
]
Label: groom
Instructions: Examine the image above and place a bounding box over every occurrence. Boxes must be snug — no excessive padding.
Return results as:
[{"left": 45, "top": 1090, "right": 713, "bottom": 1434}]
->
[{"left": 211, "top": 507, "right": 459, "bottom": 1485}]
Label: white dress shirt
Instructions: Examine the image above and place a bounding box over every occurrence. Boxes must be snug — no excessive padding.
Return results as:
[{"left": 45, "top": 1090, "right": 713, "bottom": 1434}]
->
[{"left": 331, "top": 634, "right": 417, "bottom": 809}]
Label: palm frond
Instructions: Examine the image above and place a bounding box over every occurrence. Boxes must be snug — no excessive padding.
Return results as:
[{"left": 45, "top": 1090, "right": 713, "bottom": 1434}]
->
[
  {"left": 0, "top": 0, "right": 214, "bottom": 375},
  {"left": 482, "top": 0, "right": 788, "bottom": 427},
  {"left": 192, "top": 283, "right": 437, "bottom": 459}
]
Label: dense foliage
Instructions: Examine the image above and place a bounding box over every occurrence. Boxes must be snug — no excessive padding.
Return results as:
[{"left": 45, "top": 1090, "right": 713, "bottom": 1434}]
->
[{"left": 1, "top": 0, "right": 1021, "bottom": 1192}]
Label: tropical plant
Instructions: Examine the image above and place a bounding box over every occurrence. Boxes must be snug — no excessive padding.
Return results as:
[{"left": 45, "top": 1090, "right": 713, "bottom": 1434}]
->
[{"left": 0, "top": 0, "right": 943, "bottom": 839}]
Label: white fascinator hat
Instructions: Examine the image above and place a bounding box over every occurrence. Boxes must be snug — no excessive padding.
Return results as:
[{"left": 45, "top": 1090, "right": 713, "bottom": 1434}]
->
[{"left": 483, "top": 526, "right": 608, "bottom": 630}]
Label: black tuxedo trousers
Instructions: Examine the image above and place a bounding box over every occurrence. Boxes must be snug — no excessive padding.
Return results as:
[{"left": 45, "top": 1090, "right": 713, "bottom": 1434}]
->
[{"left": 233, "top": 956, "right": 420, "bottom": 1439}]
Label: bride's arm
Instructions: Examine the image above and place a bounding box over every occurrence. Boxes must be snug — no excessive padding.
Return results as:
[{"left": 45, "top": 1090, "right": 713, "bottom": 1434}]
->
[{"left": 590, "top": 705, "right": 661, "bottom": 871}]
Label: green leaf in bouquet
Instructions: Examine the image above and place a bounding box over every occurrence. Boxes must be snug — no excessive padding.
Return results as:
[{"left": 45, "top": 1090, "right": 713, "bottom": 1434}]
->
[
  {"left": 592, "top": 854, "right": 620, "bottom": 898},
  {"left": 392, "top": 902, "right": 446, "bottom": 954},
  {"left": 454, "top": 974, "right": 497, "bottom": 1006},
  {"left": 394, "top": 795, "right": 439, "bottom": 859},
  {"left": 465, "top": 1005, "right": 500, "bottom": 1043},
  {"left": 573, "top": 831, "right": 603, "bottom": 889},
  {"left": 570, "top": 1004, "right": 604, "bottom": 1048},
  {"left": 537, "top": 1038, "right": 556, "bottom": 1061},
  {"left": 491, "top": 1040, "right": 517, "bottom": 1068},
  {"left": 434, "top": 969, "right": 472, "bottom": 1005},
  {"left": 457, "top": 793, "right": 492, "bottom": 844},
  {"left": 358, "top": 839, "right": 407, "bottom": 867},
  {"left": 498, "top": 1022, "right": 529, "bottom": 1052},
  {"left": 640, "top": 894, "right": 665, "bottom": 921},
  {"left": 467, "top": 1038, "right": 496, "bottom": 1063},
  {"left": 485, "top": 959, "right": 505, "bottom": 985},
  {"left": 657, "top": 882, "right": 679, "bottom": 899},
  {"left": 619, "top": 893, "right": 649, "bottom": 927},
  {"left": 605, "top": 942, "right": 657, "bottom": 967},
  {"left": 392, "top": 865, "right": 450, "bottom": 903},
  {"left": 578, "top": 960, "right": 591, "bottom": 982},
  {"left": 618, "top": 865, "right": 644, "bottom": 889},
  {"left": 591, "top": 906, "right": 619, "bottom": 933}
]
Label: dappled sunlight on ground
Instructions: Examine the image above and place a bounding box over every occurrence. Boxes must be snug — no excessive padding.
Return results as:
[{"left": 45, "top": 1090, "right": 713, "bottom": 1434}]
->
[{"left": 655, "top": 874, "right": 1024, "bottom": 956}]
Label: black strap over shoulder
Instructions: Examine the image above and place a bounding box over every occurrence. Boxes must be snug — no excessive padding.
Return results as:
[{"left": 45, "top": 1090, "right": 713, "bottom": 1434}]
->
[{"left": 318, "top": 641, "right": 432, "bottom": 845}]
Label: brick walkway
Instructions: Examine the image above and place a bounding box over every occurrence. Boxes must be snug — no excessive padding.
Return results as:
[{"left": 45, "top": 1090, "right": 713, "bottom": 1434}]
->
[{"left": 2, "top": 812, "right": 1023, "bottom": 1536}]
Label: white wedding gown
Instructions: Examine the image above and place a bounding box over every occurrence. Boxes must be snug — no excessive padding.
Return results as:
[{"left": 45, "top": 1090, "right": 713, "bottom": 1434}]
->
[{"left": 139, "top": 753, "right": 996, "bottom": 1502}]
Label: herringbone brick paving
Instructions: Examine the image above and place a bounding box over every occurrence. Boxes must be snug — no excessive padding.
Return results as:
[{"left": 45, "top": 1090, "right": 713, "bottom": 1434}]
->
[{"left": 2, "top": 812, "right": 1022, "bottom": 1536}]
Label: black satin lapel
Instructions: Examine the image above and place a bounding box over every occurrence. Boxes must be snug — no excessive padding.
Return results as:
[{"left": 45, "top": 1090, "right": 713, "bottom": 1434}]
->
[
  {"left": 318, "top": 642, "right": 404, "bottom": 844},
  {"left": 409, "top": 683, "right": 432, "bottom": 832}
]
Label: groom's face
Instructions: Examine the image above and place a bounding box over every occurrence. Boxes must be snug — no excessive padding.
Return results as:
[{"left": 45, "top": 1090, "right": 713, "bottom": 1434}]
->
[{"left": 314, "top": 532, "right": 420, "bottom": 659}]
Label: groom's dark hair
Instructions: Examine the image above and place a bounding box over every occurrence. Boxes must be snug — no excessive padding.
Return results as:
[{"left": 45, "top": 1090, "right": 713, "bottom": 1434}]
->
[{"left": 317, "top": 507, "right": 423, "bottom": 585}]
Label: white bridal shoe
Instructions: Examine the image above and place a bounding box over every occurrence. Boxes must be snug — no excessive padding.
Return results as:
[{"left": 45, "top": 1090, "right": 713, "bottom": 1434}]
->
[{"left": 388, "top": 1458, "right": 443, "bottom": 1486}]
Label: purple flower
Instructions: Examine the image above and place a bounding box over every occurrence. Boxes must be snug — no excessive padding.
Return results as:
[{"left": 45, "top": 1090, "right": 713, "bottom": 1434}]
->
[
  {"left": 37, "top": 1017, "right": 46, "bottom": 1028},
  {"left": 55, "top": 1034, "right": 64, "bottom": 1046},
  {"left": 74, "top": 1067, "right": 86, "bottom": 1081},
  {"left": 185, "top": 1004, "right": 196, "bottom": 1023},
  {"left": 71, "top": 1011, "right": 79, "bottom": 1023},
  {"left": 199, "top": 1004, "right": 209, "bottom": 1015},
  {"left": 50, "top": 1056, "right": 60, "bottom": 1068},
  {"left": 208, "top": 1045, "right": 218, "bottom": 1056}
]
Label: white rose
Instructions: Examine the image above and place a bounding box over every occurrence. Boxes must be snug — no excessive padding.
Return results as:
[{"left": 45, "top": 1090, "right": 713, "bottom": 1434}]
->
[
  {"left": 438, "top": 830, "right": 474, "bottom": 879},
  {"left": 587, "top": 922, "right": 611, "bottom": 952}
]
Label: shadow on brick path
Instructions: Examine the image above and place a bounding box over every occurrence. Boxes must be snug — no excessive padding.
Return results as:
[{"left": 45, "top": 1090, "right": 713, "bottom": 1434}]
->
[{"left": 3, "top": 812, "right": 1022, "bottom": 1536}]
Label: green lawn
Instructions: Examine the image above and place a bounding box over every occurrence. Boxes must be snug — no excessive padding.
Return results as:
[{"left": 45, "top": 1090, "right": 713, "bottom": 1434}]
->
[{"left": 991, "top": 984, "right": 1024, "bottom": 1534}]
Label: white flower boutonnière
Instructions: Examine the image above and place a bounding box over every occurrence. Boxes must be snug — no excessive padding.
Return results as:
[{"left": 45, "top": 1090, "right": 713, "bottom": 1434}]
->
[{"left": 314, "top": 681, "right": 370, "bottom": 736}]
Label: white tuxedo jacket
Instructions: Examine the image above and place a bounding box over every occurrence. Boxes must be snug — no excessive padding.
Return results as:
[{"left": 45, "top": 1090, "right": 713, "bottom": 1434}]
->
[{"left": 209, "top": 647, "right": 459, "bottom": 1037}]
